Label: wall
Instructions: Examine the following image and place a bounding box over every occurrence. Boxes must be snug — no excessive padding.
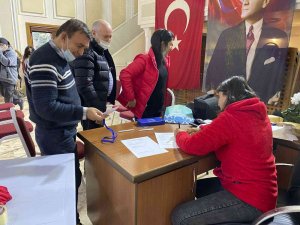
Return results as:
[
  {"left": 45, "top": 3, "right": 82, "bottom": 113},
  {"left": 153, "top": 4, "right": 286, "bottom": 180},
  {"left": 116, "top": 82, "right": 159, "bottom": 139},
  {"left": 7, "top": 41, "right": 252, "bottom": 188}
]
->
[{"left": 0, "top": 0, "right": 85, "bottom": 54}]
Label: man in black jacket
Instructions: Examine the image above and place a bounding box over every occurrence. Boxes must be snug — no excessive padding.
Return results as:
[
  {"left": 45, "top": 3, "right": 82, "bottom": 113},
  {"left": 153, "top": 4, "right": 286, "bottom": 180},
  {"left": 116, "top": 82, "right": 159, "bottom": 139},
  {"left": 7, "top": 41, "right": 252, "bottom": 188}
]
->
[{"left": 71, "top": 19, "right": 117, "bottom": 130}]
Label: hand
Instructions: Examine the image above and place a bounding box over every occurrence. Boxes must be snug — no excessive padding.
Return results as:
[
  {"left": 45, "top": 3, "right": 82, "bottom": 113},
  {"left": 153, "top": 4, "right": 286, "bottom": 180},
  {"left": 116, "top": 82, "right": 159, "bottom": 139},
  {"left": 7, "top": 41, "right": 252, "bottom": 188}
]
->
[
  {"left": 0, "top": 45, "right": 8, "bottom": 52},
  {"left": 126, "top": 99, "right": 136, "bottom": 108},
  {"left": 186, "top": 127, "right": 199, "bottom": 135},
  {"left": 86, "top": 107, "right": 106, "bottom": 122},
  {"left": 174, "top": 128, "right": 185, "bottom": 137}
]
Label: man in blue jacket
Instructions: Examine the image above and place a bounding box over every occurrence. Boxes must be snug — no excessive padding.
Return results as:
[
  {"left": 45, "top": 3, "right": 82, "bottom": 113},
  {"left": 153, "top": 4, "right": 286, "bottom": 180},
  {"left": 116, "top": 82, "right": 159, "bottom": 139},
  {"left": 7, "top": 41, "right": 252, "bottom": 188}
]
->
[{"left": 0, "top": 38, "right": 18, "bottom": 103}]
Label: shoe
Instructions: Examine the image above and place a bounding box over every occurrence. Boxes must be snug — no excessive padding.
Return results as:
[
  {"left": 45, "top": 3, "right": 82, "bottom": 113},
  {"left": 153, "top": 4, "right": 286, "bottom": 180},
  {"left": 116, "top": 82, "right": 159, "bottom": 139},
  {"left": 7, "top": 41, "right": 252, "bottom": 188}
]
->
[{"left": 18, "top": 99, "right": 24, "bottom": 110}]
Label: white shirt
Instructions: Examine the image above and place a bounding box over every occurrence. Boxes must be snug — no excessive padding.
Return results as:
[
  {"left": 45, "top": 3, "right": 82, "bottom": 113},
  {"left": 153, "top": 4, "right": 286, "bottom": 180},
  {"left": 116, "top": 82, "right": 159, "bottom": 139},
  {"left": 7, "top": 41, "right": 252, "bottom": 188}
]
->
[{"left": 245, "top": 19, "right": 263, "bottom": 80}]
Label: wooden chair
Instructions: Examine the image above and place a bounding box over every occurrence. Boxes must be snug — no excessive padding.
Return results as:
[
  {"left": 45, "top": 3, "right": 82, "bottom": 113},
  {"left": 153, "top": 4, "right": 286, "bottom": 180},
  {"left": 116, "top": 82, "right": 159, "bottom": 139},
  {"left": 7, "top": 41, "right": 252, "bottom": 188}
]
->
[
  {"left": 10, "top": 107, "right": 35, "bottom": 157},
  {"left": 0, "top": 103, "right": 14, "bottom": 111}
]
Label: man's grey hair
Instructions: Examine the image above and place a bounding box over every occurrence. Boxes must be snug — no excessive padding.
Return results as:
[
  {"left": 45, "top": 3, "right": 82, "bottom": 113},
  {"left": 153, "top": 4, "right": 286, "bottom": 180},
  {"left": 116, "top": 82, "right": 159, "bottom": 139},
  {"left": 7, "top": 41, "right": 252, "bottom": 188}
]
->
[{"left": 92, "top": 19, "right": 111, "bottom": 31}]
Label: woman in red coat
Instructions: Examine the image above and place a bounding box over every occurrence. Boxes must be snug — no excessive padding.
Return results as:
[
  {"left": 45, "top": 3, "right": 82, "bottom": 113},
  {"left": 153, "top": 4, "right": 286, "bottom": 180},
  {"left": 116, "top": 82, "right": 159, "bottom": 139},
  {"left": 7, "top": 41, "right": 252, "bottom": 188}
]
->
[
  {"left": 172, "top": 76, "right": 277, "bottom": 225},
  {"left": 117, "top": 29, "right": 174, "bottom": 118}
]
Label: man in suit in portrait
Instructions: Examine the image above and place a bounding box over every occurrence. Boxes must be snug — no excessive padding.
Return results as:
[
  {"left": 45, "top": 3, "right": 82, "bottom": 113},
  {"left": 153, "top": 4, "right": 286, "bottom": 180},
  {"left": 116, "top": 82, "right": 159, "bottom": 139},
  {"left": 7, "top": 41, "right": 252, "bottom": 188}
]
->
[{"left": 205, "top": 0, "right": 288, "bottom": 103}]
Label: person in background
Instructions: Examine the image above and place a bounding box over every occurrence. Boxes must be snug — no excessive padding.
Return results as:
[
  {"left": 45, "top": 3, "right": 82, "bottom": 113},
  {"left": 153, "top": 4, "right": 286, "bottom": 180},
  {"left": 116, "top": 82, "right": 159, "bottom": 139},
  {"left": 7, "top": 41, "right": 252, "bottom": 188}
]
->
[
  {"left": 24, "top": 19, "right": 105, "bottom": 225},
  {"left": 0, "top": 37, "right": 18, "bottom": 103},
  {"left": 71, "top": 19, "right": 116, "bottom": 130},
  {"left": 118, "top": 29, "right": 174, "bottom": 118},
  {"left": 172, "top": 76, "right": 277, "bottom": 224},
  {"left": 22, "top": 46, "right": 35, "bottom": 74}
]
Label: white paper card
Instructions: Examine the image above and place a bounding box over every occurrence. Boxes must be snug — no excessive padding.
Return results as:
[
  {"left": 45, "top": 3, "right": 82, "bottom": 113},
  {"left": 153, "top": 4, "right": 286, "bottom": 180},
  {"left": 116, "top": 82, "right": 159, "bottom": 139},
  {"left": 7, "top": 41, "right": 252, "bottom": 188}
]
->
[
  {"left": 121, "top": 136, "right": 167, "bottom": 158},
  {"left": 155, "top": 132, "right": 178, "bottom": 149}
]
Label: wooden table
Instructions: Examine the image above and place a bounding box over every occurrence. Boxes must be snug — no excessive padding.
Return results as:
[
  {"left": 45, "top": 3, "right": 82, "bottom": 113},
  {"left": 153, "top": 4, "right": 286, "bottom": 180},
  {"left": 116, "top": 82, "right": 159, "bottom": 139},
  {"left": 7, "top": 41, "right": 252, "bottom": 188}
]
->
[{"left": 78, "top": 123, "right": 217, "bottom": 225}]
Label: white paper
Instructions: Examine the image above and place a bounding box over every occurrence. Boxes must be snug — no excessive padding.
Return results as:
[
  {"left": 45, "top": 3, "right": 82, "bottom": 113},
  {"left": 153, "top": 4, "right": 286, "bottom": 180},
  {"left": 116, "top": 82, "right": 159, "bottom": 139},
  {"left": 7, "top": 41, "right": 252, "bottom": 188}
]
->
[
  {"left": 271, "top": 125, "right": 284, "bottom": 132},
  {"left": 0, "top": 154, "right": 76, "bottom": 225},
  {"left": 155, "top": 132, "right": 178, "bottom": 149},
  {"left": 104, "top": 106, "right": 118, "bottom": 115},
  {"left": 121, "top": 136, "right": 167, "bottom": 158}
]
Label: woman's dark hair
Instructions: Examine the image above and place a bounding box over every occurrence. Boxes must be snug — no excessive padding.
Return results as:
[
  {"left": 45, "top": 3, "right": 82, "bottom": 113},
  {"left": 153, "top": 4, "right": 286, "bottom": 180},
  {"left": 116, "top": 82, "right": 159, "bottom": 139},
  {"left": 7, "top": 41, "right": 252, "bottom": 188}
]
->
[
  {"left": 56, "top": 19, "right": 91, "bottom": 40},
  {"left": 151, "top": 29, "right": 174, "bottom": 67},
  {"left": 216, "top": 76, "right": 257, "bottom": 108},
  {"left": 23, "top": 46, "right": 35, "bottom": 60}
]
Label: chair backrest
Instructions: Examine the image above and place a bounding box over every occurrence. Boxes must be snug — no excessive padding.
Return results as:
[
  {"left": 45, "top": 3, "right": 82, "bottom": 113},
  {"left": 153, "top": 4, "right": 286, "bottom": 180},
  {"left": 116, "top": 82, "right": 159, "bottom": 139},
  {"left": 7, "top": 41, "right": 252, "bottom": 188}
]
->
[
  {"left": 164, "top": 88, "right": 175, "bottom": 107},
  {"left": 251, "top": 155, "right": 300, "bottom": 225},
  {"left": 252, "top": 205, "right": 300, "bottom": 225},
  {"left": 0, "top": 103, "right": 14, "bottom": 111},
  {"left": 10, "top": 108, "right": 36, "bottom": 157}
]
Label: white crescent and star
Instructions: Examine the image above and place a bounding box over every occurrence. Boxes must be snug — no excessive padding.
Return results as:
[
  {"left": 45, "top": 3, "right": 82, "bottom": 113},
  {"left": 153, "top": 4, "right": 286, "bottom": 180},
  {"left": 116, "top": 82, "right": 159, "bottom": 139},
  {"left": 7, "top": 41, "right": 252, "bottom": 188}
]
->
[{"left": 164, "top": 0, "right": 190, "bottom": 51}]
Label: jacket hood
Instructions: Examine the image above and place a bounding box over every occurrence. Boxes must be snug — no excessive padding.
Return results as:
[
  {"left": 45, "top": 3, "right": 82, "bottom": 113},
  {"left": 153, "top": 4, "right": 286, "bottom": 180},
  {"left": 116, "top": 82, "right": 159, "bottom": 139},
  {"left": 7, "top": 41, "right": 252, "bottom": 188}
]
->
[{"left": 226, "top": 97, "right": 267, "bottom": 120}]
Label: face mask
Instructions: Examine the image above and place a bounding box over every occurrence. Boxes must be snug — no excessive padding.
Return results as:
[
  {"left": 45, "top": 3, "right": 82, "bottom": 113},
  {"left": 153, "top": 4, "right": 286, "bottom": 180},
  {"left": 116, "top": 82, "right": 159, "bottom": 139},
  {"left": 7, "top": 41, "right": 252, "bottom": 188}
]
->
[
  {"left": 0, "top": 45, "right": 7, "bottom": 52},
  {"left": 62, "top": 39, "right": 75, "bottom": 62},
  {"left": 98, "top": 40, "right": 110, "bottom": 50},
  {"left": 63, "top": 49, "right": 75, "bottom": 62}
]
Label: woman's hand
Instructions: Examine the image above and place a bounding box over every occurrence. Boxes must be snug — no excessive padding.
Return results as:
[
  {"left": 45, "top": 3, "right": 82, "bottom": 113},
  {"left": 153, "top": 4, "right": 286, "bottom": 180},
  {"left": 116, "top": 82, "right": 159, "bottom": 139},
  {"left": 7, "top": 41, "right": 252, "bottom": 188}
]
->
[
  {"left": 186, "top": 127, "right": 200, "bottom": 135},
  {"left": 174, "top": 128, "right": 185, "bottom": 137},
  {"left": 126, "top": 99, "right": 136, "bottom": 108}
]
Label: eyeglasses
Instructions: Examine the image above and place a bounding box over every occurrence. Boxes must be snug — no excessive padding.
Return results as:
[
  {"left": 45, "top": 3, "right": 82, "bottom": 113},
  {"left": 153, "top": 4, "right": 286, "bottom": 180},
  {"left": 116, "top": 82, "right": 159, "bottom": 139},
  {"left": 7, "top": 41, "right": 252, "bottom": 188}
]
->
[{"left": 101, "top": 119, "right": 117, "bottom": 143}]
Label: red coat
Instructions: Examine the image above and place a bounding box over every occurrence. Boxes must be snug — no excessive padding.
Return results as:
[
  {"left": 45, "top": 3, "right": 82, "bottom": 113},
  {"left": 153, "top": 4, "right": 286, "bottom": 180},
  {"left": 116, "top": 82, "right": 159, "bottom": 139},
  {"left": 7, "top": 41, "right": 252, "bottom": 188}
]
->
[
  {"left": 117, "top": 48, "right": 170, "bottom": 118},
  {"left": 176, "top": 98, "right": 277, "bottom": 213}
]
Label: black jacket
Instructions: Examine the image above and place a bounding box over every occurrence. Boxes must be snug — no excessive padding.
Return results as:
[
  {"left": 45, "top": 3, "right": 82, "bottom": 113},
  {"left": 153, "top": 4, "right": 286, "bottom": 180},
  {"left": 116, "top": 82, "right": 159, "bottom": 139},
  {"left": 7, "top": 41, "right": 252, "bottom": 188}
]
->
[{"left": 71, "top": 39, "right": 116, "bottom": 112}]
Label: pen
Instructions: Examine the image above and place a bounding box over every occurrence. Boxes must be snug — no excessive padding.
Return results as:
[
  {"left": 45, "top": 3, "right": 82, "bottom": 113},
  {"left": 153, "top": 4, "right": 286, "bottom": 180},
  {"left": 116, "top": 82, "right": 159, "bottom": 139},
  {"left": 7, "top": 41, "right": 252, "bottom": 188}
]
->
[
  {"left": 118, "top": 128, "right": 135, "bottom": 133},
  {"left": 138, "top": 128, "right": 154, "bottom": 131}
]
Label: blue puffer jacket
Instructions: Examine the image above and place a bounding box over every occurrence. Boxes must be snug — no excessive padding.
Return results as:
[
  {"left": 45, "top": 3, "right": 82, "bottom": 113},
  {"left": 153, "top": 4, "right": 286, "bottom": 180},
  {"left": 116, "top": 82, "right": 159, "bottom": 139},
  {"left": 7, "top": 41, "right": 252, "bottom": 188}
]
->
[{"left": 0, "top": 47, "right": 18, "bottom": 85}]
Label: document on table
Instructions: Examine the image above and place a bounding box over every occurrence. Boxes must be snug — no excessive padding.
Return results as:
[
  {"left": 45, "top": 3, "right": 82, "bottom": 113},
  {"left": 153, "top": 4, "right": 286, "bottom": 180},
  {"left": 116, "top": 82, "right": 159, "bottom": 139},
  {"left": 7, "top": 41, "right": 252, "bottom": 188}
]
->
[
  {"left": 121, "top": 136, "right": 167, "bottom": 158},
  {"left": 155, "top": 133, "right": 178, "bottom": 149}
]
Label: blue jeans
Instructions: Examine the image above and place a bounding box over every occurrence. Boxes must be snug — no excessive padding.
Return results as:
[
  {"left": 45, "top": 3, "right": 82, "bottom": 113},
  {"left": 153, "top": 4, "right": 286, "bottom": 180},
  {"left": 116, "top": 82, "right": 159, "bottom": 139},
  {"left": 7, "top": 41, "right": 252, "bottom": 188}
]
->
[
  {"left": 35, "top": 125, "right": 82, "bottom": 223},
  {"left": 171, "top": 178, "right": 262, "bottom": 225}
]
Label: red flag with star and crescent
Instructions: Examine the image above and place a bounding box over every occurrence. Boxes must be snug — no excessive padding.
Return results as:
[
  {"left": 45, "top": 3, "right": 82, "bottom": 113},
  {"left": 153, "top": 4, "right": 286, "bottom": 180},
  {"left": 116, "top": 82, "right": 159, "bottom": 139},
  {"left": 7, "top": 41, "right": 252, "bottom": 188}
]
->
[{"left": 155, "top": 0, "right": 205, "bottom": 89}]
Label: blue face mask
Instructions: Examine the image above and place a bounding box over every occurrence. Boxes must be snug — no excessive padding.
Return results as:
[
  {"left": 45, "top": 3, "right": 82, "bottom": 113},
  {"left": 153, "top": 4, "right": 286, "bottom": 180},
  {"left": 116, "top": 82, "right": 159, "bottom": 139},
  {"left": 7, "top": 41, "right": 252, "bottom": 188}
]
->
[
  {"left": 62, "top": 39, "right": 75, "bottom": 62},
  {"left": 63, "top": 49, "right": 75, "bottom": 62}
]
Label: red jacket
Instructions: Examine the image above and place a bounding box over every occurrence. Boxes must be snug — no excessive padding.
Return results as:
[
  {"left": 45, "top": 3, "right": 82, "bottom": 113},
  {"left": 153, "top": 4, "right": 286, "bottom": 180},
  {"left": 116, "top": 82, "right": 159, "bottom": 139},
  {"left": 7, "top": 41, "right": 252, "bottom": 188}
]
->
[
  {"left": 176, "top": 98, "right": 277, "bottom": 213},
  {"left": 117, "top": 48, "right": 170, "bottom": 118}
]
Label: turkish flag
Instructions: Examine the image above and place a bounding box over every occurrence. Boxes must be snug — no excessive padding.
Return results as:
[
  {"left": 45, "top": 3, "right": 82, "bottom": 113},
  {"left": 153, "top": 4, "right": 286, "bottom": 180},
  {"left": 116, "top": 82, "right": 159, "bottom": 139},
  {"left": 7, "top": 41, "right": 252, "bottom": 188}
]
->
[{"left": 155, "top": 0, "right": 205, "bottom": 89}]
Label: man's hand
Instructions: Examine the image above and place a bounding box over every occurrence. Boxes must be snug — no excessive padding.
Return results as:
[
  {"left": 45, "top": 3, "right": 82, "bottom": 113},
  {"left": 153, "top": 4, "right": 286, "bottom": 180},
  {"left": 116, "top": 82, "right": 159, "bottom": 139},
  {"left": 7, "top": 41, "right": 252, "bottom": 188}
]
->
[
  {"left": 86, "top": 107, "right": 105, "bottom": 122},
  {"left": 126, "top": 99, "right": 136, "bottom": 108}
]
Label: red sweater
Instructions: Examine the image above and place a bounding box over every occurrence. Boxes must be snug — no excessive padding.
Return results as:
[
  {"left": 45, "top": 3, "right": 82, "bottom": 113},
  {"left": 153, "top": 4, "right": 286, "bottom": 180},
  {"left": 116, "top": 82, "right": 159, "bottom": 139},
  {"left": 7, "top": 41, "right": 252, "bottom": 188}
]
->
[
  {"left": 176, "top": 98, "right": 277, "bottom": 212},
  {"left": 117, "top": 48, "right": 170, "bottom": 118}
]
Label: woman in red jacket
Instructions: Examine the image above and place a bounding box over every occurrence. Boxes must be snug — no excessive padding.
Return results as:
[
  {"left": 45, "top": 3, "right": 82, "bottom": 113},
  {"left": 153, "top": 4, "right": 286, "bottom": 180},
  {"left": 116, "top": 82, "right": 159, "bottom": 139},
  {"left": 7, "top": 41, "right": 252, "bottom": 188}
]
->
[
  {"left": 117, "top": 29, "right": 174, "bottom": 118},
  {"left": 172, "top": 76, "right": 277, "bottom": 225}
]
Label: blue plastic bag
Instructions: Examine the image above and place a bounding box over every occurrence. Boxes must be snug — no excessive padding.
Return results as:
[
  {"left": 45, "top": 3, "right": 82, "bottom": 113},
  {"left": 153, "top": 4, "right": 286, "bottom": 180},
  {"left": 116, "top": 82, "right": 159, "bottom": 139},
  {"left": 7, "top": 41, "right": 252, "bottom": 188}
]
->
[{"left": 164, "top": 105, "right": 194, "bottom": 124}]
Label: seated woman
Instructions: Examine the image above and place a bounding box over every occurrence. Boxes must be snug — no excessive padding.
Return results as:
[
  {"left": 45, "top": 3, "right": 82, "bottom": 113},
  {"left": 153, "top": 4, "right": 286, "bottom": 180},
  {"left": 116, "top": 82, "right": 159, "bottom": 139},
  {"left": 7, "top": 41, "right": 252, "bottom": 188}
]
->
[
  {"left": 172, "top": 76, "right": 277, "bottom": 225},
  {"left": 117, "top": 29, "right": 174, "bottom": 118}
]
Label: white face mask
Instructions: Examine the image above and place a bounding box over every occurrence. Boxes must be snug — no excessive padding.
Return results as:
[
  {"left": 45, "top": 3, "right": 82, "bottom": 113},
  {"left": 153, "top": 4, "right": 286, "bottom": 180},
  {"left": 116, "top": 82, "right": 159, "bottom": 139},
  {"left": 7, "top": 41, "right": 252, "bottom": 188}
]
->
[
  {"left": 62, "top": 39, "right": 75, "bottom": 62},
  {"left": 98, "top": 40, "right": 110, "bottom": 50},
  {"left": 0, "top": 45, "right": 8, "bottom": 52}
]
